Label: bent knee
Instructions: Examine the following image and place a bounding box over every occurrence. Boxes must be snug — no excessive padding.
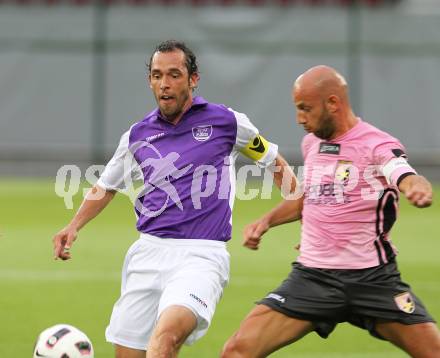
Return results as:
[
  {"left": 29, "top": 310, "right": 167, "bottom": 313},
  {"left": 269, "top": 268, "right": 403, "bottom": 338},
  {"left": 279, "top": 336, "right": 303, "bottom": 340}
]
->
[
  {"left": 155, "top": 329, "right": 184, "bottom": 348},
  {"left": 221, "top": 333, "right": 255, "bottom": 358}
]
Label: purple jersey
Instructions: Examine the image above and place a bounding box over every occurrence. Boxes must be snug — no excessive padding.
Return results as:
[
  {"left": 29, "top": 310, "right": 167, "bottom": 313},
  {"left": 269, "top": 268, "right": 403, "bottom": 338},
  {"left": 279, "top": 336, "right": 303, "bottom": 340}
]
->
[{"left": 97, "top": 96, "right": 278, "bottom": 241}]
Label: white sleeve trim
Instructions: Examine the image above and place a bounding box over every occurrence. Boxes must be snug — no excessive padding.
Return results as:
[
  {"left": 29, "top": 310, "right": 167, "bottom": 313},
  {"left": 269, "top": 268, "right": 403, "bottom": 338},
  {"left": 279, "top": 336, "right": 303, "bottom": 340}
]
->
[
  {"left": 97, "top": 129, "right": 142, "bottom": 191},
  {"left": 258, "top": 144, "right": 278, "bottom": 168},
  {"left": 229, "top": 108, "right": 259, "bottom": 149},
  {"left": 381, "top": 157, "right": 416, "bottom": 185},
  {"left": 229, "top": 107, "right": 279, "bottom": 168}
]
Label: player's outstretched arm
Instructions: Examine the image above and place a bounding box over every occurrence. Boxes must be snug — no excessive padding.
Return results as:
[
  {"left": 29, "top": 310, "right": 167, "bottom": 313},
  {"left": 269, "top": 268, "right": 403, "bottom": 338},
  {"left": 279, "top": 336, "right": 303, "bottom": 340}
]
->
[
  {"left": 243, "top": 197, "right": 303, "bottom": 250},
  {"left": 53, "top": 185, "right": 116, "bottom": 260},
  {"left": 398, "top": 174, "right": 433, "bottom": 208},
  {"left": 272, "top": 154, "right": 296, "bottom": 195},
  {"left": 243, "top": 154, "right": 302, "bottom": 250}
]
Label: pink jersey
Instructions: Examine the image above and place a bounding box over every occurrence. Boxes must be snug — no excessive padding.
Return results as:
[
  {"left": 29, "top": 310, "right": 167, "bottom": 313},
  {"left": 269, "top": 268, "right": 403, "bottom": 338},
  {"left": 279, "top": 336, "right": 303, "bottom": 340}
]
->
[{"left": 297, "top": 119, "right": 416, "bottom": 269}]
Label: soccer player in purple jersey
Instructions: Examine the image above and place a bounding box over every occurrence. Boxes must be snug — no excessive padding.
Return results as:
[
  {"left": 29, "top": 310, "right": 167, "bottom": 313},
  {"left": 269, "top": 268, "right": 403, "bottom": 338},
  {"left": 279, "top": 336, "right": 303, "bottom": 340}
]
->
[
  {"left": 222, "top": 66, "right": 440, "bottom": 358},
  {"left": 52, "top": 40, "right": 295, "bottom": 358}
]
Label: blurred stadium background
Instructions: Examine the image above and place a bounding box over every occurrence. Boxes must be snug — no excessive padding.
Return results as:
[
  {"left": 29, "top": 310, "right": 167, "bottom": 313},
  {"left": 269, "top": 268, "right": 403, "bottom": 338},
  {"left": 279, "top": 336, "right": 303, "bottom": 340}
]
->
[{"left": 0, "top": 0, "right": 439, "bottom": 357}]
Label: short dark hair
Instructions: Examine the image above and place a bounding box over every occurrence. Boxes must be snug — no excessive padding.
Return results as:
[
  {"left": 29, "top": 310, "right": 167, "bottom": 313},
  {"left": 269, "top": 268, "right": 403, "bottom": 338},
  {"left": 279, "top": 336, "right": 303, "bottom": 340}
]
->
[{"left": 148, "top": 40, "right": 199, "bottom": 77}]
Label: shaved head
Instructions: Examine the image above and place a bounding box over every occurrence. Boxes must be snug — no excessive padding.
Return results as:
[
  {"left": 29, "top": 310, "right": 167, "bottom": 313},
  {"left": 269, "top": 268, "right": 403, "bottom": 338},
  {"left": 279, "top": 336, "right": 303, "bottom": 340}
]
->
[
  {"left": 293, "top": 65, "right": 357, "bottom": 140},
  {"left": 294, "top": 65, "right": 349, "bottom": 103}
]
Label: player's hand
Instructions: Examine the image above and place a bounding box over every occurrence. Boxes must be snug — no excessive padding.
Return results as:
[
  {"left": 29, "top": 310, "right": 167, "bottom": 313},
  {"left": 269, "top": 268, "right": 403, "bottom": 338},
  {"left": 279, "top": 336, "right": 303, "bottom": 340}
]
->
[
  {"left": 53, "top": 226, "right": 78, "bottom": 260},
  {"left": 243, "top": 218, "right": 270, "bottom": 250},
  {"left": 402, "top": 175, "right": 433, "bottom": 208}
]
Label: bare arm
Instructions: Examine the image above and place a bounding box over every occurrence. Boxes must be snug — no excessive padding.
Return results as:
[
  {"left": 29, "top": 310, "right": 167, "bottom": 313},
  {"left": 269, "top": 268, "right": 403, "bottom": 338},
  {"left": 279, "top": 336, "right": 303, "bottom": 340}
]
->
[
  {"left": 243, "top": 154, "right": 303, "bottom": 250},
  {"left": 53, "top": 185, "right": 116, "bottom": 260},
  {"left": 398, "top": 174, "right": 433, "bottom": 208},
  {"left": 272, "top": 154, "right": 296, "bottom": 196},
  {"left": 243, "top": 197, "right": 303, "bottom": 250}
]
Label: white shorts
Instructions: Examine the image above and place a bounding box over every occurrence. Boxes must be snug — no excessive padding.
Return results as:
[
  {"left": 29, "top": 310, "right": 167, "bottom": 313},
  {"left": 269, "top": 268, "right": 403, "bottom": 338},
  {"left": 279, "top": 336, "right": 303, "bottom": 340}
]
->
[{"left": 105, "top": 233, "right": 230, "bottom": 350}]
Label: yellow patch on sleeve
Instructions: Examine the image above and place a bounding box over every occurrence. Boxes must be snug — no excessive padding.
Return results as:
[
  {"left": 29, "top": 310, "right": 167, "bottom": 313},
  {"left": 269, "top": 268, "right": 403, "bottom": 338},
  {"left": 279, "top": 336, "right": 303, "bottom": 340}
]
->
[{"left": 240, "top": 135, "right": 269, "bottom": 161}]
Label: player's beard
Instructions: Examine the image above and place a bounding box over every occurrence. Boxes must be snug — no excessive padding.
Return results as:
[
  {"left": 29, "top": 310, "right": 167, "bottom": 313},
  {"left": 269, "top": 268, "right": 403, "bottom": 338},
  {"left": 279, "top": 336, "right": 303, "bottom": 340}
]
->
[
  {"left": 314, "top": 107, "right": 336, "bottom": 140},
  {"left": 158, "top": 86, "right": 191, "bottom": 123}
]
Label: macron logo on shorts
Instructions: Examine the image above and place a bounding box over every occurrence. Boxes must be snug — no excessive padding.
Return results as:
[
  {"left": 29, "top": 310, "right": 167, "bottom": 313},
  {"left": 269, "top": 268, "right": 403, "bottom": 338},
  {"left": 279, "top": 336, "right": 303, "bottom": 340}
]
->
[
  {"left": 266, "top": 293, "right": 286, "bottom": 303},
  {"left": 190, "top": 293, "right": 208, "bottom": 308}
]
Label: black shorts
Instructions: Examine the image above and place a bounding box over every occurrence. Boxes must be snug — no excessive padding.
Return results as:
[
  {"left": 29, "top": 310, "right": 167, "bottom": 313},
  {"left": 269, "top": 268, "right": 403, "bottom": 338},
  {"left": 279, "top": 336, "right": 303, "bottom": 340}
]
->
[{"left": 258, "top": 261, "right": 435, "bottom": 339}]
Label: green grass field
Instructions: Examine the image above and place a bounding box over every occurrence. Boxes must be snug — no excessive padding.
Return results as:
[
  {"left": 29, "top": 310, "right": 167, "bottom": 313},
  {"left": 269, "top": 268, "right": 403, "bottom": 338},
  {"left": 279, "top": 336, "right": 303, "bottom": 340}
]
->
[{"left": 0, "top": 179, "right": 439, "bottom": 357}]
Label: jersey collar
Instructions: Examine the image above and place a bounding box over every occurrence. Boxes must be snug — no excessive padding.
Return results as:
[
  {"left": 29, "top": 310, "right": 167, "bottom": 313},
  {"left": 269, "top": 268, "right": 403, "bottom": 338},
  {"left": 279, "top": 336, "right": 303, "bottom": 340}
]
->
[{"left": 153, "top": 96, "right": 208, "bottom": 123}]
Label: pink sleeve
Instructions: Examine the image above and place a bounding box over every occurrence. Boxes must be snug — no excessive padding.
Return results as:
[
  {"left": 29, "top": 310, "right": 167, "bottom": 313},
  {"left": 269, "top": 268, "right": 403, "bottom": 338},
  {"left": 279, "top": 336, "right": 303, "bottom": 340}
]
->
[{"left": 372, "top": 135, "right": 405, "bottom": 165}]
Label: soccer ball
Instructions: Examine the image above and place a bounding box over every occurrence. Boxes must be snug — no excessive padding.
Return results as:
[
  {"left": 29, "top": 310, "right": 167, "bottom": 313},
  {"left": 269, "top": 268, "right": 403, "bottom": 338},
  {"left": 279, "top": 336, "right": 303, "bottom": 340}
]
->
[{"left": 33, "top": 324, "right": 94, "bottom": 358}]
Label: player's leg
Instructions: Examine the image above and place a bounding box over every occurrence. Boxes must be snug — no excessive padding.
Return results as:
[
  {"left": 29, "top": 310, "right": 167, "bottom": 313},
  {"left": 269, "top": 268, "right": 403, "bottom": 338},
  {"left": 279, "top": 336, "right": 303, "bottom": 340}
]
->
[
  {"left": 375, "top": 321, "right": 440, "bottom": 358},
  {"left": 146, "top": 305, "right": 197, "bottom": 358},
  {"left": 347, "top": 261, "right": 439, "bottom": 357},
  {"left": 106, "top": 238, "right": 162, "bottom": 357},
  {"left": 152, "top": 239, "right": 230, "bottom": 355},
  {"left": 223, "top": 262, "right": 347, "bottom": 357},
  {"left": 221, "top": 304, "right": 314, "bottom": 358},
  {"left": 115, "top": 344, "right": 145, "bottom": 358}
]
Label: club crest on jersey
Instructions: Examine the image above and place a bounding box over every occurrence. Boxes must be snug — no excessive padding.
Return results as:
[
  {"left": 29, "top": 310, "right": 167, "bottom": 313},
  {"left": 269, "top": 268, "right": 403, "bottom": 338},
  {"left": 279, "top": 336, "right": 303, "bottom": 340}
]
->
[
  {"left": 335, "top": 160, "right": 353, "bottom": 186},
  {"left": 319, "top": 142, "right": 340, "bottom": 155},
  {"left": 394, "top": 292, "right": 415, "bottom": 314},
  {"left": 192, "top": 125, "right": 213, "bottom": 142}
]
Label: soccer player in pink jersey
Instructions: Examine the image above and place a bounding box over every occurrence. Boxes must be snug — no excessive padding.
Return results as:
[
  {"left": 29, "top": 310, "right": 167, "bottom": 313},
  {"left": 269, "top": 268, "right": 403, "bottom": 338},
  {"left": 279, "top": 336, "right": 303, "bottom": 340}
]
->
[{"left": 222, "top": 65, "right": 440, "bottom": 358}]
